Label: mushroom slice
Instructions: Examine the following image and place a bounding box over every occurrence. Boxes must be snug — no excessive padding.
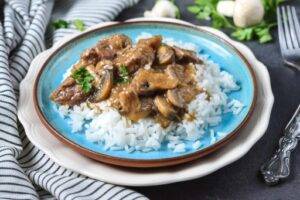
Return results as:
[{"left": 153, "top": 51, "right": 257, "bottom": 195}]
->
[
  {"left": 131, "top": 69, "right": 178, "bottom": 95},
  {"left": 166, "top": 85, "right": 201, "bottom": 109},
  {"left": 118, "top": 91, "right": 152, "bottom": 122},
  {"left": 156, "top": 45, "right": 175, "bottom": 65},
  {"left": 154, "top": 95, "right": 177, "bottom": 119},
  {"left": 89, "top": 69, "right": 113, "bottom": 102},
  {"left": 166, "top": 89, "right": 186, "bottom": 108},
  {"left": 172, "top": 46, "right": 202, "bottom": 64}
]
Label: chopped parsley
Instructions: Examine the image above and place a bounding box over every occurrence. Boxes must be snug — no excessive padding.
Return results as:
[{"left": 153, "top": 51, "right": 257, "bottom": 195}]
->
[
  {"left": 187, "top": 0, "right": 285, "bottom": 43},
  {"left": 115, "top": 65, "right": 130, "bottom": 84},
  {"left": 71, "top": 67, "right": 94, "bottom": 93},
  {"left": 52, "top": 19, "right": 69, "bottom": 29},
  {"left": 73, "top": 19, "right": 85, "bottom": 31}
]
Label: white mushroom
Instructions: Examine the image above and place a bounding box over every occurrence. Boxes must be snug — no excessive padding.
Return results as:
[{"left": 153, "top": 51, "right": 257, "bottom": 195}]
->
[
  {"left": 216, "top": 0, "right": 236, "bottom": 17},
  {"left": 144, "top": 0, "right": 179, "bottom": 19},
  {"left": 233, "top": 0, "right": 265, "bottom": 28}
]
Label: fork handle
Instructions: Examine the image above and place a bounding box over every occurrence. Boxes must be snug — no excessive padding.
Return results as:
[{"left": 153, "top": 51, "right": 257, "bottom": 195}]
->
[{"left": 260, "top": 106, "right": 300, "bottom": 185}]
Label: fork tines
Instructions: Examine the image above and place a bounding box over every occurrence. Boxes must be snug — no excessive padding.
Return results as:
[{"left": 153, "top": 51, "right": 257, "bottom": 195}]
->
[{"left": 277, "top": 6, "right": 300, "bottom": 70}]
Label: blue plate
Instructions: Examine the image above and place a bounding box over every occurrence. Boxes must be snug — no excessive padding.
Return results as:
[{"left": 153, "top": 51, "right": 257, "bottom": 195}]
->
[{"left": 34, "top": 21, "right": 256, "bottom": 167}]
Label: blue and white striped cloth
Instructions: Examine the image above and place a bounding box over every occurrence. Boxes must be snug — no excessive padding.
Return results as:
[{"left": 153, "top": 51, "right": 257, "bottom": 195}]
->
[{"left": 0, "top": 0, "right": 148, "bottom": 199}]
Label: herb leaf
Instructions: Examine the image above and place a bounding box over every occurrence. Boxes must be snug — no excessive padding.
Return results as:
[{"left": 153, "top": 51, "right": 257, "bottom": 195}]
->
[
  {"left": 231, "top": 28, "right": 255, "bottom": 41},
  {"left": 187, "top": 5, "right": 202, "bottom": 14},
  {"left": 188, "top": 0, "right": 233, "bottom": 28},
  {"left": 52, "top": 19, "right": 85, "bottom": 31},
  {"left": 231, "top": 23, "right": 276, "bottom": 43},
  {"left": 71, "top": 67, "right": 94, "bottom": 93},
  {"left": 116, "top": 65, "right": 130, "bottom": 83},
  {"left": 73, "top": 19, "right": 85, "bottom": 31},
  {"left": 188, "top": 0, "right": 285, "bottom": 43},
  {"left": 52, "top": 19, "right": 69, "bottom": 29}
]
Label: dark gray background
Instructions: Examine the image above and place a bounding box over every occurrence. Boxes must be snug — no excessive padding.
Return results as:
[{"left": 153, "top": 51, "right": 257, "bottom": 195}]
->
[{"left": 117, "top": 1, "right": 300, "bottom": 199}]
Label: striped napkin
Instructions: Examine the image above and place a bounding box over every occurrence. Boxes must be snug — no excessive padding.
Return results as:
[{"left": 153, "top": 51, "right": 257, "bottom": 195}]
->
[{"left": 0, "top": 0, "right": 148, "bottom": 199}]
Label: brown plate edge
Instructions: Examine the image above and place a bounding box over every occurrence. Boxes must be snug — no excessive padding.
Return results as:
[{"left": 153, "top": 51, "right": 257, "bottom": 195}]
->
[{"left": 32, "top": 20, "right": 257, "bottom": 168}]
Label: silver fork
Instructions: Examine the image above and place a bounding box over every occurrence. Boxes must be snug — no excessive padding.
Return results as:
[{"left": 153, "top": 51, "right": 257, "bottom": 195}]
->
[
  {"left": 261, "top": 104, "right": 300, "bottom": 185},
  {"left": 277, "top": 6, "right": 300, "bottom": 71}
]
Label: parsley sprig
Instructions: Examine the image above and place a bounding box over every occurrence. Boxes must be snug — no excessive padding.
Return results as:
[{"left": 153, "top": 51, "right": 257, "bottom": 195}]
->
[
  {"left": 187, "top": 0, "right": 284, "bottom": 43},
  {"left": 115, "top": 65, "right": 130, "bottom": 84},
  {"left": 71, "top": 67, "right": 94, "bottom": 93},
  {"left": 73, "top": 19, "right": 85, "bottom": 31},
  {"left": 52, "top": 19, "right": 69, "bottom": 29},
  {"left": 52, "top": 19, "right": 85, "bottom": 31}
]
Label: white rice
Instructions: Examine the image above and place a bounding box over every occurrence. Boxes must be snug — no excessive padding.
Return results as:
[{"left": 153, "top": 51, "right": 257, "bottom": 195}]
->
[{"left": 56, "top": 34, "right": 244, "bottom": 153}]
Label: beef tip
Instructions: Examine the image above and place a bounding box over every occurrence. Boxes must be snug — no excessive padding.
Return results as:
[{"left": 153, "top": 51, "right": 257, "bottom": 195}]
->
[
  {"left": 137, "top": 36, "right": 162, "bottom": 50},
  {"left": 156, "top": 45, "right": 175, "bottom": 65},
  {"left": 50, "top": 77, "right": 90, "bottom": 106},
  {"left": 165, "top": 64, "right": 185, "bottom": 85},
  {"left": 130, "top": 69, "right": 178, "bottom": 95},
  {"left": 97, "top": 34, "right": 132, "bottom": 51},
  {"left": 114, "top": 46, "right": 154, "bottom": 73},
  {"left": 166, "top": 85, "right": 201, "bottom": 108},
  {"left": 184, "top": 63, "right": 197, "bottom": 84},
  {"left": 119, "top": 90, "right": 140, "bottom": 113},
  {"left": 114, "top": 36, "right": 162, "bottom": 73},
  {"left": 165, "top": 64, "right": 197, "bottom": 86},
  {"left": 166, "top": 89, "right": 186, "bottom": 108},
  {"left": 81, "top": 34, "right": 132, "bottom": 65},
  {"left": 80, "top": 48, "right": 98, "bottom": 65},
  {"left": 172, "top": 46, "right": 202, "bottom": 64},
  {"left": 81, "top": 47, "right": 115, "bottom": 65},
  {"left": 179, "top": 85, "right": 202, "bottom": 103},
  {"left": 118, "top": 91, "right": 152, "bottom": 122}
]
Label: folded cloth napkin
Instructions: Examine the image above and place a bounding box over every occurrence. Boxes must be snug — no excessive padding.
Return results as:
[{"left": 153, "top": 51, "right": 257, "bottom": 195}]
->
[{"left": 0, "top": 0, "right": 148, "bottom": 199}]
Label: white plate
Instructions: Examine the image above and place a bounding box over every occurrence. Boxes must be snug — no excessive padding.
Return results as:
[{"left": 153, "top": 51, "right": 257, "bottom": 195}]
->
[{"left": 18, "top": 18, "right": 274, "bottom": 186}]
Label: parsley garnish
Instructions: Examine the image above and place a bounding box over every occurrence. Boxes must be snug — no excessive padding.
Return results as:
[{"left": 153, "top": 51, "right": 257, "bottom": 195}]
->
[
  {"left": 73, "top": 19, "right": 85, "bottom": 31},
  {"left": 71, "top": 67, "right": 94, "bottom": 93},
  {"left": 52, "top": 19, "right": 85, "bottom": 31},
  {"left": 115, "top": 65, "right": 130, "bottom": 83},
  {"left": 232, "top": 22, "right": 276, "bottom": 43},
  {"left": 52, "top": 19, "right": 69, "bottom": 29},
  {"left": 187, "top": 0, "right": 284, "bottom": 43}
]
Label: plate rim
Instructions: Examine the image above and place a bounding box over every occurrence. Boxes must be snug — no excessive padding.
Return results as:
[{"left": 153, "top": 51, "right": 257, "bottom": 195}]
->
[{"left": 33, "top": 20, "right": 257, "bottom": 168}]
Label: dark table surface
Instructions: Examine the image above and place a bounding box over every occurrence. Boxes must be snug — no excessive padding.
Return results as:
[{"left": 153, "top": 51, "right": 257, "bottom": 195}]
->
[{"left": 117, "top": 1, "right": 300, "bottom": 199}]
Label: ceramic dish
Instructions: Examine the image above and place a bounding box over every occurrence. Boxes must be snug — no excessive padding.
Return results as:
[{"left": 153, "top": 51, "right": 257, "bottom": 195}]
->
[
  {"left": 18, "top": 18, "right": 273, "bottom": 185},
  {"left": 33, "top": 21, "right": 256, "bottom": 168}
]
